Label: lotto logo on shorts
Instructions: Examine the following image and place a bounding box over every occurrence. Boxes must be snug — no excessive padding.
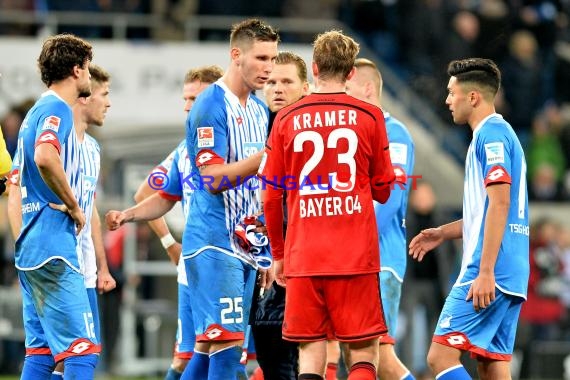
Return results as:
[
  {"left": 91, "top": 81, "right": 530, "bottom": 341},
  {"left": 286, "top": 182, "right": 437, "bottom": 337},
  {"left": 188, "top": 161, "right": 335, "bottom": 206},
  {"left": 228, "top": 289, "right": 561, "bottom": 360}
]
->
[
  {"left": 205, "top": 328, "right": 223, "bottom": 340},
  {"left": 68, "top": 339, "right": 94, "bottom": 354},
  {"left": 446, "top": 335, "right": 467, "bottom": 346}
]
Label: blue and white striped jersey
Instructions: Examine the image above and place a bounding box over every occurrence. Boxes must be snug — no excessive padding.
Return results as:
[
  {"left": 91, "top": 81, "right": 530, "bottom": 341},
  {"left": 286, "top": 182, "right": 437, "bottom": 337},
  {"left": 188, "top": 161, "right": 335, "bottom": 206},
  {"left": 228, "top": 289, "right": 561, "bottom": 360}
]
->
[
  {"left": 375, "top": 112, "right": 415, "bottom": 282},
  {"left": 458, "top": 113, "right": 529, "bottom": 299},
  {"left": 78, "top": 133, "right": 101, "bottom": 288},
  {"left": 158, "top": 139, "right": 193, "bottom": 285},
  {"left": 14, "top": 90, "right": 83, "bottom": 271},
  {"left": 184, "top": 79, "right": 269, "bottom": 266}
]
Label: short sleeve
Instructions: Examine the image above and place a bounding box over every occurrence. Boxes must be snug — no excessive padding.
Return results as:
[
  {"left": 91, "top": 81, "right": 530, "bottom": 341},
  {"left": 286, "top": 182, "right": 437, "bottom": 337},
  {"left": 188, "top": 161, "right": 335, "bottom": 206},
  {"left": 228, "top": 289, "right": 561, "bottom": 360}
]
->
[
  {"left": 159, "top": 147, "right": 183, "bottom": 201},
  {"left": 34, "top": 104, "right": 73, "bottom": 155},
  {"left": 186, "top": 87, "right": 228, "bottom": 168},
  {"left": 476, "top": 127, "right": 513, "bottom": 186}
]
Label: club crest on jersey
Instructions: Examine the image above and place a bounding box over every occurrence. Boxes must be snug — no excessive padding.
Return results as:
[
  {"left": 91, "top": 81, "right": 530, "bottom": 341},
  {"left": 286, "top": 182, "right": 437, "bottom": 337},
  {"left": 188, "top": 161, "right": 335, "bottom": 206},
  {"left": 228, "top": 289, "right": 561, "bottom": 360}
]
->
[
  {"left": 484, "top": 142, "right": 505, "bottom": 164},
  {"left": 41, "top": 115, "right": 61, "bottom": 132},
  {"left": 197, "top": 127, "right": 214, "bottom": 147}
]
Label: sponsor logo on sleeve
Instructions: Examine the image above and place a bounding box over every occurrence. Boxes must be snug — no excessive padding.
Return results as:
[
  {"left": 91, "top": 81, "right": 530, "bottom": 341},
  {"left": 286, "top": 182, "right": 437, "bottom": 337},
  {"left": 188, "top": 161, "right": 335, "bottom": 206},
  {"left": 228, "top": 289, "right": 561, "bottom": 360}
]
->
[
  {"left": 389, "top": 143, "right": 407, "bottom": 165},
  {"left": 484, "top": 142, "right": 505, "bottom": 164},
  {"left": 197, "top": 127, "right": 214, "bottom": 148},
  {"left": 41, "top": 115, "right": 61, "bottom": 133}
]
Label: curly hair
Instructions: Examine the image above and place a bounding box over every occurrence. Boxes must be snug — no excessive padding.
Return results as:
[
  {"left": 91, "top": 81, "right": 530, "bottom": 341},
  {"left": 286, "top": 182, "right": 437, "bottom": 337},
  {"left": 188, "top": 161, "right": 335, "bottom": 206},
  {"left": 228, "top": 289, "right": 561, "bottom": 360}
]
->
[{"left": 38, "top": 34, "right": 93, "bottom": 87}]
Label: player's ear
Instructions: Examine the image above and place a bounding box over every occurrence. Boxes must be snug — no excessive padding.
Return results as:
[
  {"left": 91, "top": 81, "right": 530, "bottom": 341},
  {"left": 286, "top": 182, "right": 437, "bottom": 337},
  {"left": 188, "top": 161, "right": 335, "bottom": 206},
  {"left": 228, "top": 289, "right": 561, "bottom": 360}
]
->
[
  {"left": 231, "top": 46, "right": 241, "bottom": 64},
  {"left": 346, "top": 66, "right": 356, "bottom": 81},
  {"left": 72, "top": 64, "right": 82, "bottom": 79},
  {"left": 312, "top": 62, "right": 319, "bottom": 78},
  {"left": 301, "top": 81, "right": 310, "bottom": 96}
]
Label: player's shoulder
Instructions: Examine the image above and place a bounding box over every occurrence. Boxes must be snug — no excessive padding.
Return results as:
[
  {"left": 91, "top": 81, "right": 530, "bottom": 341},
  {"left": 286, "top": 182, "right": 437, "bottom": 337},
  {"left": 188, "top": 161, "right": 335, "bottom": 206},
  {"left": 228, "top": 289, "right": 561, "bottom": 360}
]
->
[
  {"left": 191, "top": 82, "right": 226, "bottom": 117},
  {"left": 478, "top": 114, "right": 515, "bottom": 142},
  {"left": 385, "top": 113, "right": 413, "bottom": 143}
]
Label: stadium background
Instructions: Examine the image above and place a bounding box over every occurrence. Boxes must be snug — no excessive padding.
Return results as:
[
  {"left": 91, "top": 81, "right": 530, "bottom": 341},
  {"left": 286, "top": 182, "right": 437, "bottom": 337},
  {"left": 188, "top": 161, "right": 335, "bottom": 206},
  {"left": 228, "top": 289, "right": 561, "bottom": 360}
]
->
[{"left": 1, "top": 1, "right": 570, "bottom": 379}]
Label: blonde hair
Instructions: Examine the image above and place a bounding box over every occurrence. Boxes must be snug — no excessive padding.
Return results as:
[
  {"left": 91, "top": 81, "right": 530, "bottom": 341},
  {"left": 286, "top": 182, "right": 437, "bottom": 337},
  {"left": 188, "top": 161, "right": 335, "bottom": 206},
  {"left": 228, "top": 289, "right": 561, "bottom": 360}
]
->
[
  {"left": 184, "top": 65, "right": 224, "bottom": 84},
  {"left": 313, "top": 30, "right": 359, "bottom": 82}
]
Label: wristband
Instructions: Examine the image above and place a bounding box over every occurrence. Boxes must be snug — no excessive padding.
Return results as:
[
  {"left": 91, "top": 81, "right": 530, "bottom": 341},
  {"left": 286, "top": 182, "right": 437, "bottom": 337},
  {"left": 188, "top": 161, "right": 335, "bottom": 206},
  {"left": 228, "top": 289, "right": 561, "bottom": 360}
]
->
[{"left": 160, "top": 233, "right": 176, "bottom": 249}]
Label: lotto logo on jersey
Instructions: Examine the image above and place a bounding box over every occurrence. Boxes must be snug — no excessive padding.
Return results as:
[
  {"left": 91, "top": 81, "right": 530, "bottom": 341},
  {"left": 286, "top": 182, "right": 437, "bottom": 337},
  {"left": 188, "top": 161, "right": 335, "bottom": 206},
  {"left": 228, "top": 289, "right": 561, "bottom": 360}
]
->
[
  {"left": 41, "top": 115, "right": 61, "bottom": 132},
  {"left": 484, "top": 142, "right": 505, "bottom": 164},
  {"left": 38, "top": 131, "right": 57, "bottom": 143},
  {"left": 197, "top": 127, "right": 214, "bottom": 147},
  {"left": 485, "top": 165, "right": 511, "bottom": 185}
]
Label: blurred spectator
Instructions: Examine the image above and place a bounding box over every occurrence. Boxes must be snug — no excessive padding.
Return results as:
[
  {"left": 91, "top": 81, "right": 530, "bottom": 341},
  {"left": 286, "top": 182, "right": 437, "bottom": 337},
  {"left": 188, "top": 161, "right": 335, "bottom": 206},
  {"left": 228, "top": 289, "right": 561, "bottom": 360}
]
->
[
  {"left": 402, "top": 181, "right": 454, "bottom": 378},
  {"left": 501, "top": 29, "right": 545, "bottom": 146},
  {"left": 526, "top": 106, "right": 567, "bottom": 201},
  {"left": 0, "top": 98, "right": 35, "bottom": 158},
  {"left": 339, "top": 0, "right": 399, "bottom": 65},
  {"left": 476, "top": 0, "right": 514, "bottom": 63},
  {"left": 0, "top": 0, "right": 37, "bottom": 35},
  {"left": 554, "top": 41, "right": 570, "bottom": 104},
  {"left": 519, "top": 218, "right": 565, "bottom": 377}
]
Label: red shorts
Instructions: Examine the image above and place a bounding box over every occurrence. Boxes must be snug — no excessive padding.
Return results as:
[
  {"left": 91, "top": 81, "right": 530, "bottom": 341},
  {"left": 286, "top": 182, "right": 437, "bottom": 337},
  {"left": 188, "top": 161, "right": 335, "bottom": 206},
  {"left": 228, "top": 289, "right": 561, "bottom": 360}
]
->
[{"left": 283, "top": 274, "right": 387, "bottom": 343}]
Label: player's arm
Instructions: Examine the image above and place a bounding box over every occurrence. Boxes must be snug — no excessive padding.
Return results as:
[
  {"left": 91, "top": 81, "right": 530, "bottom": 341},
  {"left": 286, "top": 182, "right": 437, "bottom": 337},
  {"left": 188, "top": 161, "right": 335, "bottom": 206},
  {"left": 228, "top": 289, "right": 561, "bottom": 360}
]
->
[
  {"left": 134, "top": 176, "right": 181, "bottom": 264},
  {"left": 467, "top": 183, "right": 510, "bottom": 311},
  {"left": 35, "top": 143, "right": 85, "bottom": 232},
  {"left": 263, "top": 184, "right": 285, "bottom": 286},
  {"left": 7, "top": 182, "right": 22, "bottom": 240},
  {"left": 91, "top": 202, "right": 117, "bottom": 293},
  {"left": 409, "top": 219, "right": 462, "bottom": 261},
  {"left": 199, "top": 150, "right": 264, "bottom": 194},
  {"left": 105, "top": 192, "right": 176, "bottom": 231},
  {"left": 370, "top": 113, "right": 395, "bottom": 204}
]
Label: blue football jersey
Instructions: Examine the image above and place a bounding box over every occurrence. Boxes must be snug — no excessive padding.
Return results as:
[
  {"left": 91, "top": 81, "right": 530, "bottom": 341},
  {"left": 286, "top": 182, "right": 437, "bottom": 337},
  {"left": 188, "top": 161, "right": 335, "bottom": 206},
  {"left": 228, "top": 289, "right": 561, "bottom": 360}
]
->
[
  {"left": 159, "top": 139, "right": 194, "bottom": 286},
  {"left": 15, "top": 90, "right": 83, "bottom": 271},
  {"left": 458, "top": 114, "right": 529, "bottom": 299},
  {"left": 374, "top": 113, "right": 415, "bottom": 282},
  {"left": 184, "top": 80, "right": 269, "bottom": 265},
  {"left": 78, "top": 133, "right": 101, "bottom": 287}
]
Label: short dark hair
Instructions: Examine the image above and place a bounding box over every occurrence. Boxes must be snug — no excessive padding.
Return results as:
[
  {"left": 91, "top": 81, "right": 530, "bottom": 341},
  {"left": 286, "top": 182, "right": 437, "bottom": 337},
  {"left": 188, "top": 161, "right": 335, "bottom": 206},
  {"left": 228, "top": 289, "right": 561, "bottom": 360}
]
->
[
  {"left": 230, "top": 19, "right": 280, "bottom": 49},
  {"left": 447, "top": 58, "right": 501, "bottom": 97},
  {"left": 184, "top": 65, "right": 224, "bottom": 84},
  {"left": 89, "top": 64, "right": 111, "bottom": 86},
  {"left": 275, "top": 51, "right": 308, "bottom": 82},
  {"left": 38, "top": 34, "right": 93, "bottom": 87}
]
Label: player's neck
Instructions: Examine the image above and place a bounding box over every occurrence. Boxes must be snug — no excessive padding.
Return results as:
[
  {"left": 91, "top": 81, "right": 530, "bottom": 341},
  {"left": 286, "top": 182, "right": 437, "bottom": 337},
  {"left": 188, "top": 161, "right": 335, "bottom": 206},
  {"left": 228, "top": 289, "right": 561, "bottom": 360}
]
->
[
  {"left": 222, "top": 73, "right": 251, "bottom": 107},
  {"left": 48, "top": 81, "right": 79, "bottom": 107},
  {"left": 468, "top": 104, "right": 496, "bottom": 131},
  {"left": 313, "top": 78, "right": 346, "bottom": 94},
  {"left": 73, "top": 118, "right": 88, "bottom": 142}
]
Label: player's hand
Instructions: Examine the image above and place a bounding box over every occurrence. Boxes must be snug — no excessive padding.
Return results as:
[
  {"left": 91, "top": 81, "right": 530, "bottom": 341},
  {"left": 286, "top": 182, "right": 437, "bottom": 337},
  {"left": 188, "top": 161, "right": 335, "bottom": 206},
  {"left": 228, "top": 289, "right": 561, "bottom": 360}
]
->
[
  {"left": 166, "top": 242, "right": 182, "bottom": 265},
  {"left": 409, "top": 227, "right": 444, "bottom": 261},
  {"left": 105, "top": 210, "right": 127, "bottom": 230},
  {"left": 466, "top": 271, "right": 496, "bottom": 312},
  {"left": 97, "top": 269, "right": 117, "bottom": 294},
  {"left": 50, "top": 203, "right": 86, "bottom": 235},
  {"left": 257, "top": 265, "right": 275, "bottom": 291},
  {"left": 274, "top": 259, "right": 285, "bottom": 287}
]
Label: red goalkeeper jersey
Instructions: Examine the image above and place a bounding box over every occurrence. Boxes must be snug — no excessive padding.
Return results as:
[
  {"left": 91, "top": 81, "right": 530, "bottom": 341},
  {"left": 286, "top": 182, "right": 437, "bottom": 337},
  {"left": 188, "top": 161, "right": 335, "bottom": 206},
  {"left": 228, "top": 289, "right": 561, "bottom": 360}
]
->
[{"left": 260, "top": 92, "right": 395, "bottom": 276}]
